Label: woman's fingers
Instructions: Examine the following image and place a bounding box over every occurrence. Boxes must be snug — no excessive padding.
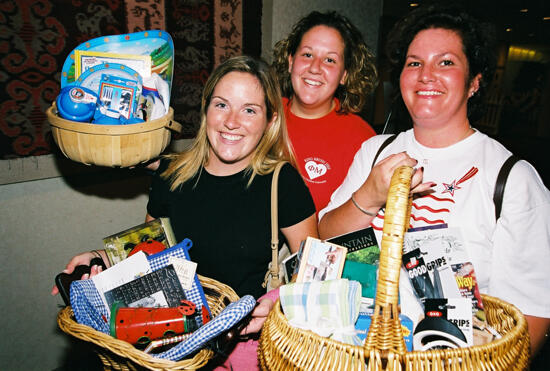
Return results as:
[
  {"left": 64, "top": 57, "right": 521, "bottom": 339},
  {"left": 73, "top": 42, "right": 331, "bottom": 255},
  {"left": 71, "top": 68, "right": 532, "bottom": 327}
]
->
[
  {"left": 412, "top": 181, "right": 437, "bottom": 194},
  {"left": 89, "top": 264, "right": 103, "bottom": 278},
  {"left": 361, "top": 152, "right": 420, "bottom": 205},
  {"left": 410, "top": 167, "right": 436, "bottom": 194},
  {"left": 379, "top": 151, "right": 418, "bottom": 171},
  {"left": 52, "top": 251, "right": 98, "bottom": 296},
  {"left": 241, "top": 317, "right": 265, "bottom": 335},
  {"left": 63, "top": 252, "right": 94, "bottom": 274},
  {"left": 240, "top": 299, "right": 273, "bottom": 335}
]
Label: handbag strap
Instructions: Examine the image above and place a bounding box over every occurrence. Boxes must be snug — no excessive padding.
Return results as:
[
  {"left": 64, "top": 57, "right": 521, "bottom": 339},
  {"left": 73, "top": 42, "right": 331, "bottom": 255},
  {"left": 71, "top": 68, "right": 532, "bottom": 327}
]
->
[
  {"left": 493, "top": 154, "right": 520, "bottom": 220},
  {"left": 371, "top": 134, "right": 397, "bottom": 169},
  {"left": 268, "top": 161, "right": 285, "bottom": 288}
]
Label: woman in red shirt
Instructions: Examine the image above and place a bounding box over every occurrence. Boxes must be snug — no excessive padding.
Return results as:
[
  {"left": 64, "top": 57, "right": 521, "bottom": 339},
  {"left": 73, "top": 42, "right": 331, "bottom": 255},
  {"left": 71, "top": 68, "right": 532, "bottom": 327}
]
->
[{"left": 271, "top": 10, "right": 378, "bottom": 213}]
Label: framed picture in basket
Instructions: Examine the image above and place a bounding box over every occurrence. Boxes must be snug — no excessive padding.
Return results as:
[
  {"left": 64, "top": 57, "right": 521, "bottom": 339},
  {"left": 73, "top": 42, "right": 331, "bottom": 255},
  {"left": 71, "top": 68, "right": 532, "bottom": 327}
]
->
[{"left": 296, "top": 237, "right": 347, "bottom": 283}]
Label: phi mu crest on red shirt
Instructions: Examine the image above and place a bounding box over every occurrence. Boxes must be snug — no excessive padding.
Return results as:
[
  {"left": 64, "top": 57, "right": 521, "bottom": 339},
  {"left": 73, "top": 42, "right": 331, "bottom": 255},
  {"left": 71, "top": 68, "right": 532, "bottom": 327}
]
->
[{"left": 303, "top": 157, "right": 331, "bottom": 184}]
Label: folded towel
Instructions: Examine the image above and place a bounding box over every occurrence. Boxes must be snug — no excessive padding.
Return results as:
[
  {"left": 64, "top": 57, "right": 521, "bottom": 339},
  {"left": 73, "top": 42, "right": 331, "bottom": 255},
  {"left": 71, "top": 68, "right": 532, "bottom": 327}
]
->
[{"left": 280, "top": 279, "right": 362, "bottom": 345}]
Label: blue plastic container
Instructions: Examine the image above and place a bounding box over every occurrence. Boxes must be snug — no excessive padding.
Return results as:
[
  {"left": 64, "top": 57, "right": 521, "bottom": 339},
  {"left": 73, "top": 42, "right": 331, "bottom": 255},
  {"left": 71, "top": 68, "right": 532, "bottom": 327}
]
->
[{"left": 56, "top": 86, "right": 98, "bottom": 122}]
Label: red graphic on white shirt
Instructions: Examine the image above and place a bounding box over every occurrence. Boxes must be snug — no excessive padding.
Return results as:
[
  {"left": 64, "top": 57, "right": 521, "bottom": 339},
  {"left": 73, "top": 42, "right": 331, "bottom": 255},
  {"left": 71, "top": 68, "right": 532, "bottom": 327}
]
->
[
  {"left": 442, "top": 167, "right": 478, "bottom": 196},
  {"left": 371, "top": 167, "right": 478, "bottom": 231}
]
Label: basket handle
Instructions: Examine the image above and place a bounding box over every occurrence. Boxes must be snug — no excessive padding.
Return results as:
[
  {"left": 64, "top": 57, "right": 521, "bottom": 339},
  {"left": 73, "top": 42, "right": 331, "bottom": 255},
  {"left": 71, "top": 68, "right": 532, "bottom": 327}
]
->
[
  {"left": 364, "top": 165, "right": 413, "bottom": 356},
  {"left": 165, "top": 119, "right": 183, "bottom": 133}
]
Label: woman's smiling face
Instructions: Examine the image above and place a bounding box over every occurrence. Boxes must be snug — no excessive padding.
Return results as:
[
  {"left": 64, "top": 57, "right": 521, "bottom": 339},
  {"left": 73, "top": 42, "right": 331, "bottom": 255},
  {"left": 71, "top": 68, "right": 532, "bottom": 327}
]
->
[
  {"left": 205, "top": 71, "right": 273, "bottom": 175},
  {"left": 400, "top": 28, "right": 479, "bottom": 129},
  {"left": 288, "top": 25, "right": 347, "bottom": 118}
]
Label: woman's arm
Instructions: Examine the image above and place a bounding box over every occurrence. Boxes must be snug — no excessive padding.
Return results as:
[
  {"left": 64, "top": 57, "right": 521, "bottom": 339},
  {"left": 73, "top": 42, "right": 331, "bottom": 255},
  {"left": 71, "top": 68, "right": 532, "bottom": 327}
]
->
[
  {"left": 526, "top": 315, "right": 550, "bottom": 357},
  {"left": 281, "top": 214, "right": 318, "bottom": 253},
  {"left": 319, "top": 152, "right": 431, "bottom": 239},
  {"left": 490, "top": 161, "right": 550, "bottom": 358},
  {"left": 242, "top": 214, "right": 317, "bottom": 335}
]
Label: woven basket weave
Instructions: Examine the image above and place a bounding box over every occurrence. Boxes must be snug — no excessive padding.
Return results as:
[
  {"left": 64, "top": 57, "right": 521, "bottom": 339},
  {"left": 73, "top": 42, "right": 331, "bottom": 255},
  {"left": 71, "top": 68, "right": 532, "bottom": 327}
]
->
[
  {"left": 57, "top": 275, "right": 239, "bottom": 371},
  {"left": 47, "top": 105, "right": 182, "bottom": 168},
  {"left": 258, "top": 166, "right": 530, "bottom": 370}
]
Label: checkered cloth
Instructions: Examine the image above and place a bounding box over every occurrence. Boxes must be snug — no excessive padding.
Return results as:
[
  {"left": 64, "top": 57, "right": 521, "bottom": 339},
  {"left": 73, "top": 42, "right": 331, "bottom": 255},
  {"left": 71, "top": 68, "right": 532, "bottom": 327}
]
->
[
  {"left": 71, "top": 238, "right": 211, "bottom": 334},
  {"left": 156, "top": 295, "right": 256, "bottom": 361},
  {"left": 280, "top": 279, "right": 362, "bottom": 345}
]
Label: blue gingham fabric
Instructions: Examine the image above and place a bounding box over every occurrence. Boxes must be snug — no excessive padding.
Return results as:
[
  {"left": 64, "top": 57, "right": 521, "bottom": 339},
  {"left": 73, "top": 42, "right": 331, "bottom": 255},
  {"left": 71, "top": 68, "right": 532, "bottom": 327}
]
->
[
  {"left": 71, "top": 238, "right": 211, "bottom": 334},
  {"left": 147, "top": 238, "right": 211, "bottom": 322},
  {"left": 279, "top": 279, "right": 362, "bottom": 345},
  {"left": 71, "top": 278, "right": 110, "bottom": 333},
  {"left": 156, "top": 295, "right": 256, "bottom": 361}
]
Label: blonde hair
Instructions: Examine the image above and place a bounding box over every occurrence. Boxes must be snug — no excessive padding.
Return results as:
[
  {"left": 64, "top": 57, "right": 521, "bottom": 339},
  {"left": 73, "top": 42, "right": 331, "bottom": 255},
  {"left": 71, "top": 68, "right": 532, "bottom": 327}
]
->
[{"left": 163, "top": 55, "right": 293, "bottom": 190}]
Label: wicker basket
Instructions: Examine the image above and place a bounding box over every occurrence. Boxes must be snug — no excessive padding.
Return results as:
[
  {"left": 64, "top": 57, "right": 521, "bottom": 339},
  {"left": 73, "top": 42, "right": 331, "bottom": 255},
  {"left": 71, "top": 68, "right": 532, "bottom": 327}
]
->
[
  {"left": 258, "top": 166, "right": 531, "bottom": 370},
  {"left": 47, "top": 105, "right": 182, "bottom": 168},
  {"left": 57, "top": 275, "right": 240, "bottom": 371}
]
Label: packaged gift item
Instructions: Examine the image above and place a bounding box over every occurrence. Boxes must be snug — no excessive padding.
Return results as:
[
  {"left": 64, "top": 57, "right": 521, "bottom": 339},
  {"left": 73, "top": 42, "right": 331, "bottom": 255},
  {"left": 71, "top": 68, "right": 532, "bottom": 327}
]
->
[
  {"left": 61, "top": 30, "right": 173, "bottom": 97},
  {"left": 97, "top": 74, "right": 140, "bottom": 120},
  {"left": 328, "top": 226, "right": 380, "bottom": 300},
  {"left": 423, "top": 298, "right": 473, "bottom": 346},
  {"left": 103, "top": 217, "right": 176, "bottom": 266}
]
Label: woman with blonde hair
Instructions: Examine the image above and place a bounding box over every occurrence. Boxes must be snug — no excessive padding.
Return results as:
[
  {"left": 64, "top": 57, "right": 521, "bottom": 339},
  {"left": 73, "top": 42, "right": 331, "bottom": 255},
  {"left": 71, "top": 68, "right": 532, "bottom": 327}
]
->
[
  {"left": 54, "top": 55, "right": 317, "bottom": 370},
  {"left": 145, "top": 55, "right": 317, "bottom": 299}
]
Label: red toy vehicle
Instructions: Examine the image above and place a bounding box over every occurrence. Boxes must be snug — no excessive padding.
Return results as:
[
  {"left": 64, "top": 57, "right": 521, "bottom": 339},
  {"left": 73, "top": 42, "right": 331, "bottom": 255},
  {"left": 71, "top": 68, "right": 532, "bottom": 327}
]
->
[{"left": 110, "top": 300, "right": 197, "bottom": 345}]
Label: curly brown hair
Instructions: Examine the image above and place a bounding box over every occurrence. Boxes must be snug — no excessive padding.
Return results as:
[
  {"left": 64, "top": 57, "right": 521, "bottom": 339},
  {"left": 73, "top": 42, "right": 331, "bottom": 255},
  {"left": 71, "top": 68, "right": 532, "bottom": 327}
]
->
[{"left": 271, "top": 11, "right": 378, "bottom": 114}]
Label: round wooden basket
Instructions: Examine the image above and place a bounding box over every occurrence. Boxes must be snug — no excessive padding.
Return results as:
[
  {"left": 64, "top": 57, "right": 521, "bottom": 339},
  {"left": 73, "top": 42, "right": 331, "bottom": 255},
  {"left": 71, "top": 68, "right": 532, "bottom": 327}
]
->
[
  {"left": 57, "top": 275, "right": 239, "bottom": 371},
  {"left": 47, "top": 105, "right": 182, "bottom": 168},
  {"left": 258, "top": 166, "right": 531, "bottom": 371}
]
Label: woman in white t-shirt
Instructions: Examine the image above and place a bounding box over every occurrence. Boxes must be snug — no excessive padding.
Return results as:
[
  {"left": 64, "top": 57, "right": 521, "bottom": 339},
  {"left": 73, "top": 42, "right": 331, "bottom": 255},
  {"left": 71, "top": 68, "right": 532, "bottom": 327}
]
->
[{"left": 319, "top": 4, "right": 550, "bottom": 357}]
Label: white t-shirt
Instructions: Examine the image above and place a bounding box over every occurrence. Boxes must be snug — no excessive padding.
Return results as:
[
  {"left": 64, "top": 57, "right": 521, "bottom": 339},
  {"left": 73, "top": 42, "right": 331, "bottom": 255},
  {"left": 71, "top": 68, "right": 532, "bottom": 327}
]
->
[{"left": 320, "top": 129, "right": 550, "bottom": 322}]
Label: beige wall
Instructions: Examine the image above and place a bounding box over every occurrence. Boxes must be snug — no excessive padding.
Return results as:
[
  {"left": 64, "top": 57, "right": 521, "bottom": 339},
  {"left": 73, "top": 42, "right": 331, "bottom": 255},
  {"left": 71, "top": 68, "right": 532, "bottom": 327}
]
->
[
  {"left": 0, "top": 170, "right": 150, "bottom": 370},
  {"left": 0, "top": 1, "right": 381, "bottom": 369},
  {"left": 261, "top": 0, "right": 382, "bottom": 62}
]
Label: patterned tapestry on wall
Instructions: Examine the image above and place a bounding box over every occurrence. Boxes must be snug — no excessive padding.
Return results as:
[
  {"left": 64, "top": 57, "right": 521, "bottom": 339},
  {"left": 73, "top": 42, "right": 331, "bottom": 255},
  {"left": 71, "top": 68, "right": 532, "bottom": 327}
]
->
[{"left": 0, "top": 0, "right": 259, "bottom": 160}]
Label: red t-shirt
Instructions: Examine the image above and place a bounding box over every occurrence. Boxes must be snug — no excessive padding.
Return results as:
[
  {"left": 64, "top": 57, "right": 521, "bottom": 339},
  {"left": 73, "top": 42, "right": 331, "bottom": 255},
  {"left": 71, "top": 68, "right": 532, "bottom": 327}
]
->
[{"left": 284, "top": 97, "right": 376, "bottom": 213}]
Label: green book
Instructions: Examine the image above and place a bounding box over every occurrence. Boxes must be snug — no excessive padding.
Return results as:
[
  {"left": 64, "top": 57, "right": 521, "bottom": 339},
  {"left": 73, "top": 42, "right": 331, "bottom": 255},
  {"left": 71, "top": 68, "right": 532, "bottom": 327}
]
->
[{"left": 328, "top": 227, "right": 379, "bottom": 298}]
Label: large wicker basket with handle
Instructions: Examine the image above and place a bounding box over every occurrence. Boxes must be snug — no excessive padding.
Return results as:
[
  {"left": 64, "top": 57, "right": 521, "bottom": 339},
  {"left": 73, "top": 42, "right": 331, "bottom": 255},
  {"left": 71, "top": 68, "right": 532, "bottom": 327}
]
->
[
  {"left": 57, "top": 275, "right": 239, "bottom": 371},
  {"left": 258, "top": 166, "right": 530, "bottom": 370}
]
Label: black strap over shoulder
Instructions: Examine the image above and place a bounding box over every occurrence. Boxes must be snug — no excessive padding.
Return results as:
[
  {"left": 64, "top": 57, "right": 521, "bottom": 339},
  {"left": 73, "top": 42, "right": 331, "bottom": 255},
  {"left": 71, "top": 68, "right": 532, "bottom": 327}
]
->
[
  {"left": 493, "top": 155, "right": 521, "bottom": 220},
  {"left": 371, "top": 134, "right": 397, "bottom": 169}
]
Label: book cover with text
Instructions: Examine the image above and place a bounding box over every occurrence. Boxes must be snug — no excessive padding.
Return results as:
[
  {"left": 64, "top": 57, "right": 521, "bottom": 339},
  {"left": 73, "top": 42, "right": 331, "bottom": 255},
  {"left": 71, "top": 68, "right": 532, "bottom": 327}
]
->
[{"left": 328, "top": 227, "right": 379, "bottom": 298}]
